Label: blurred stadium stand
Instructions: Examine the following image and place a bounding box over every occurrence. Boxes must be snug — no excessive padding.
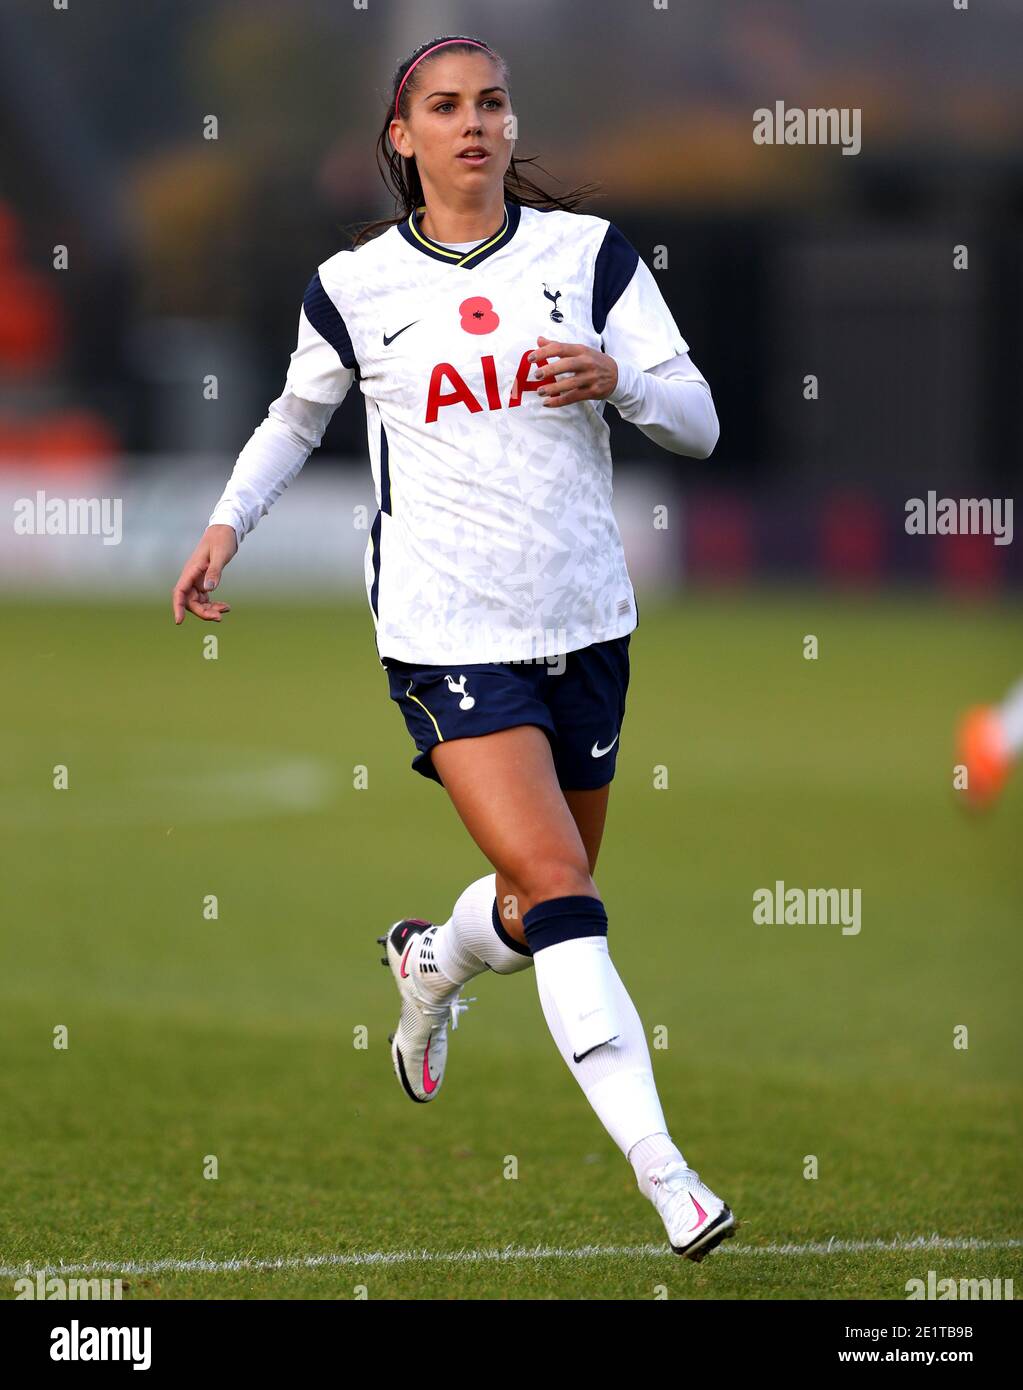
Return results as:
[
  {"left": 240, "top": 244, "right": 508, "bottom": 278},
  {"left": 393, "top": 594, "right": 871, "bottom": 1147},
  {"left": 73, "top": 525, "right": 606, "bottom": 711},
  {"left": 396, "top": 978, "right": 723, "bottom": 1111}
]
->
[{"left": 1, "top": 0, "right": 1019, "bottom": 592}]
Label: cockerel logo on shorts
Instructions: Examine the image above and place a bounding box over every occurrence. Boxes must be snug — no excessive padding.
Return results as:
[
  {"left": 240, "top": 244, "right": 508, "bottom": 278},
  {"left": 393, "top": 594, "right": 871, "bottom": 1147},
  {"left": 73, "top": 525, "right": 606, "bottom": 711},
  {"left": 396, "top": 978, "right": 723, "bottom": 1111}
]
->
[{"left": 444, "top": 674, "right": 475, "bottom": 710}]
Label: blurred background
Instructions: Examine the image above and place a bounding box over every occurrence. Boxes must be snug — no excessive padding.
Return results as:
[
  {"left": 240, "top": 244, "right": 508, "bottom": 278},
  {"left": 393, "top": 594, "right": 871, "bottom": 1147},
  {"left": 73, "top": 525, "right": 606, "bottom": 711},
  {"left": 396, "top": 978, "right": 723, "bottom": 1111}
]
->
[
  {"left": 1, "top": 0, "right": 1020, "bottom": 595},
  {"left": 1, "top": 0, "right": 1020, "bottom": 1298}
]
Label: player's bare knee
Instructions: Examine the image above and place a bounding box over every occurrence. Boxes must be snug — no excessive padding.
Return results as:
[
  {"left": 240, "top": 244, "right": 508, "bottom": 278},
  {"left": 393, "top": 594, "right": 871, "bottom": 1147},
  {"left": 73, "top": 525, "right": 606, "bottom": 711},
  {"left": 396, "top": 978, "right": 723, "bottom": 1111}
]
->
[
  {"left": 494, "top": 874, "right": 524, "bottom": 927},
  {"left": 518, "top": 859, "right": 595, "bottom": 916}
]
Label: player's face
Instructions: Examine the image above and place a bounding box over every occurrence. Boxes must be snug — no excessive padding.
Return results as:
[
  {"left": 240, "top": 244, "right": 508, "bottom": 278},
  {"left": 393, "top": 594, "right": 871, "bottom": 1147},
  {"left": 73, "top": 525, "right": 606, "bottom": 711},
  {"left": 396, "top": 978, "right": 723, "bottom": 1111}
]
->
[{"left": 392, "top": 53, "right": 512, "bottom": 195}]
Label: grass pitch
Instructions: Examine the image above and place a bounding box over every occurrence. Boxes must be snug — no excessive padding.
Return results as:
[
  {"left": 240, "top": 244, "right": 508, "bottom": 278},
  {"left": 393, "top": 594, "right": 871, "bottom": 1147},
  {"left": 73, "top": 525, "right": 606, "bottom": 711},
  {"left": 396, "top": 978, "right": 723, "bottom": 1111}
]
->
[{"left": 1, "top": 592, "right": 1020, "bottom": 1299}]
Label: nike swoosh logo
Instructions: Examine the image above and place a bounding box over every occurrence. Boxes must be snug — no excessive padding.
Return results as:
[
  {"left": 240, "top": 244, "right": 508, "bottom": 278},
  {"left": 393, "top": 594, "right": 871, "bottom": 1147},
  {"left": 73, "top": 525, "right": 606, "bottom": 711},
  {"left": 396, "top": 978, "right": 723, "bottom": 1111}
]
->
[
  {"left": 591, "top": 734, "right": 620, "bottom": 758},
  {"left": 690, "top": 1195, "right": 709, "bottom": 1230},
  {"left": 400, "top": 941, "right": 414, "bottom": 978},
  {"left": 422, "top": 1036, "right": 438, "bottom": 1094},
  {"left": 382, "top": 320, "right": 418, "bottom": 346}
]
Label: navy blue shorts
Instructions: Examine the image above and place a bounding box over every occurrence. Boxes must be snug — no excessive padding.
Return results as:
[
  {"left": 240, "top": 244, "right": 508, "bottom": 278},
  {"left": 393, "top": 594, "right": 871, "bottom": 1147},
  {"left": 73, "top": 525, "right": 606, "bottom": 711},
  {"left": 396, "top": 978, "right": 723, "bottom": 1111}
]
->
[{"left": 383, "top": 636, "right": 631, "bottom": 790}]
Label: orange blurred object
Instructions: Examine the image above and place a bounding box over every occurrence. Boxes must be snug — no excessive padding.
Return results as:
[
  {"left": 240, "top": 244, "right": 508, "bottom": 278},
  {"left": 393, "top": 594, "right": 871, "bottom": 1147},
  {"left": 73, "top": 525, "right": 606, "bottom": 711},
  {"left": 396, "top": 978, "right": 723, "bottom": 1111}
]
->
[
  {"left": 0, "top": 265, "right": 64, "bottom": 373},
  {"left": 0, "top": 201, "right": 64, "bottom": 373},
  {"left": 955, "top": 706, "right": 1012, "bottom": 810},
  {"left": 0, "top": 410, "right": 119, "bottom": 475}
]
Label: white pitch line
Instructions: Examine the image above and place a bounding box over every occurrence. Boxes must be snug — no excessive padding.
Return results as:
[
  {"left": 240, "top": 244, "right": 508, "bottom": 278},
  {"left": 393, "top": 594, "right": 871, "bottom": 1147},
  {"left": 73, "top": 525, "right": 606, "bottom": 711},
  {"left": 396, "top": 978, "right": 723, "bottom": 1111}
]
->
[{"left": 2, "top": 1236, "right": 1021, "bottom": 1279}]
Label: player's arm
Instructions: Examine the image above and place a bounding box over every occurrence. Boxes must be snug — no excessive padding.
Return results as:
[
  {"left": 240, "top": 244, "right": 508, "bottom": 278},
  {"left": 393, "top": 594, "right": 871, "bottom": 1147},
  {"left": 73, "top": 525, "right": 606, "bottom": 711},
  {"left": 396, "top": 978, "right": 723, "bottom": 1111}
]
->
[
  {"left": 206, "top": 388, "right": 340, "bottom": 547},
  {"left": 527, "top": 337, "right": 720, "bottom": 460},
  {"left": 171, "top": 389, "right": 340, "bottom": 623},
  {"left": 583, "top": 222, "right": 720, "bottom": 458},
  {"left": 605, "top": 351, "right": 720, "bottom": 459},
  {"left": 172, "top": 275, "right": 356, "bottom": 624}
]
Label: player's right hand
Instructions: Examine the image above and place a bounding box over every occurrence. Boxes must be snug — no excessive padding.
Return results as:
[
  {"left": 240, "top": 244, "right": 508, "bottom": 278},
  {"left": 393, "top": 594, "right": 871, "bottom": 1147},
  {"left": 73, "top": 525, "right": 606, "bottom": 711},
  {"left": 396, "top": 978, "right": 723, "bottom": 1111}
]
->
[{"left": 172, "top": 524, "right": 238, "bottom": 624}]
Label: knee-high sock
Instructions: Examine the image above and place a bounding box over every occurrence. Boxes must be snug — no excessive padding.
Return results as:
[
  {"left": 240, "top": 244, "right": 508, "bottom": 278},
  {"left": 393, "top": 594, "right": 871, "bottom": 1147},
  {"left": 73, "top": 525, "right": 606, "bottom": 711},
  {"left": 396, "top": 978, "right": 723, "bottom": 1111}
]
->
[
  {"left": 999, "top": 677, "right": 1023, "bottom": 754},
  {"left": 522, "top": 895, "right": 686, "bottom": 1193},
  {"left": 429, "top": 873, "right": 534, "bottom": 990}
]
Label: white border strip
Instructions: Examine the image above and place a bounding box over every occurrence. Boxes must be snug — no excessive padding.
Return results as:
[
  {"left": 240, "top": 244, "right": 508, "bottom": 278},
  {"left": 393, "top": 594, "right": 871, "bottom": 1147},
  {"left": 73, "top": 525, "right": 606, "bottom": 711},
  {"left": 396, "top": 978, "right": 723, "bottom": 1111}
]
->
[{"left": 3, "top": 1236, "right": 1021, "bottom": 1279}]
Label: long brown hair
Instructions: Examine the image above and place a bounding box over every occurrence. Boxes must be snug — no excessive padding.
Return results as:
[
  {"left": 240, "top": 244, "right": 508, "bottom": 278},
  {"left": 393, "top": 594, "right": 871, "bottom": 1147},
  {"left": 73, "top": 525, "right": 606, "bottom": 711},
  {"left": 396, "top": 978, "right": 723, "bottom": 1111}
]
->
[{"left": 346, "top": 34, "right": 602, "bottom": 249}]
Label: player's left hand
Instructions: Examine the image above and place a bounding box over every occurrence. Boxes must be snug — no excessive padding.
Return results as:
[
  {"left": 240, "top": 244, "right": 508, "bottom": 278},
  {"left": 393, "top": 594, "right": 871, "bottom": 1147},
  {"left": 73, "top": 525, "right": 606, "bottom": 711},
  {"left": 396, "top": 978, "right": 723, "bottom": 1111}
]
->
[{"left": 527, "top": 336, "right": 619, "bottom": 407}]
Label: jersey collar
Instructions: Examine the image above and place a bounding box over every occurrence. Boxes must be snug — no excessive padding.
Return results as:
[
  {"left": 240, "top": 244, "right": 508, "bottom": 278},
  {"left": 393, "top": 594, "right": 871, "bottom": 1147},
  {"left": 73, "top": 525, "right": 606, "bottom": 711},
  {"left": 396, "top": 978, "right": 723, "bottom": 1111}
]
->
[{"left": 397, "top": 198, "right": 521, "bottom": 268}]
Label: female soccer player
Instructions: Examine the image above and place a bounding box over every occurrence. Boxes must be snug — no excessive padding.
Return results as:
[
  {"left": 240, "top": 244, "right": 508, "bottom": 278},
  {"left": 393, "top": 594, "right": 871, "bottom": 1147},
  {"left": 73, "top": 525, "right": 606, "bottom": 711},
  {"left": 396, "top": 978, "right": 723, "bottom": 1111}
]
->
[{"left": 172, "top": 35, "right": 734, "bottom": 1261}]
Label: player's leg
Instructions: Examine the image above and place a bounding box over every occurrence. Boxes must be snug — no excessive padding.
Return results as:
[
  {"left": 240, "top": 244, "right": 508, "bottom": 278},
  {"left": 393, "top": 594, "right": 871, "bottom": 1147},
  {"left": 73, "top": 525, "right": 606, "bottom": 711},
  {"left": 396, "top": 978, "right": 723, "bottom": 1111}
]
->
[
  {"left": 564, "top": 785, "right": 611, "bottom": 870},
  {"left": 431, "top": 725, "right": 735, "bottom": 1259},
  {"left": 377, "top": 645, "right": 733, "bottom": 1255},
  {"left": 398, "top": 786, "right": 606, "bottom": 1093},
  {"left": 380, "top": 655, "right": 611, "bottom": 983},
  {"left": 493, "top": 784, "right": 609, "bottom": 943},
  {"left": 377, "top": 659, "right": 562, "bottom": 1105},
  {"left": 378, "top": 722, "right": 585, "bottom": 1100}
]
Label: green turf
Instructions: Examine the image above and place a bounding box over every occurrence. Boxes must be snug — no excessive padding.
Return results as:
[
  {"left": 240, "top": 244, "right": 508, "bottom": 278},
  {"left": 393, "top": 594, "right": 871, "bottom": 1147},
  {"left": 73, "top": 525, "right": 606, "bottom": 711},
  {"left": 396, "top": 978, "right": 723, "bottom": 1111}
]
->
[{"left": 1, "top": 592, "right": 1020, "bottom": 1300}]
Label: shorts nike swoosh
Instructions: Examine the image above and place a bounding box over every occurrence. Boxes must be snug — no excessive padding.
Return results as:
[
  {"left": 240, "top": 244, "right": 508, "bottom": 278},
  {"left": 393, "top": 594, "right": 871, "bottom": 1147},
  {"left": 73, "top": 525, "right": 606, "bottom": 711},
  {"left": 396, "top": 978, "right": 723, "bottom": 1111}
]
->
[{"left": 591, "top": 734, "right": 620, "bottom": 758}]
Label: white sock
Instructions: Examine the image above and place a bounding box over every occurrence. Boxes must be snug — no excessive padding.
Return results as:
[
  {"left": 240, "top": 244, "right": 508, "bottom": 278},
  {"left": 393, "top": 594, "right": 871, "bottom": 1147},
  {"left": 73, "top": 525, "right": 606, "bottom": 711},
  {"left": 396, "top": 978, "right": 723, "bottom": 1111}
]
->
[
  {"left": 532, "top": 939, "right": 681, "bottom": 1179},
  {"left": 627, "top": 1133, "right": 688, "bottom": 1199},
  {"left": 429, "top": 874, "right": 534, "bottom": 993},
  {"left": 999, "top": 678, "right": 1023, "bottom": 754}
]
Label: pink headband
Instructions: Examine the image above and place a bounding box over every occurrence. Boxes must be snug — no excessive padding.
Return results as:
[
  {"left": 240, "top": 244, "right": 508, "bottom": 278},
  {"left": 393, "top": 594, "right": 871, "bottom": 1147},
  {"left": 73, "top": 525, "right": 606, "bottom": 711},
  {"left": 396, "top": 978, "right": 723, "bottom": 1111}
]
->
[{"left": 394, "top": 39, "right": 496, "bottom": 118}]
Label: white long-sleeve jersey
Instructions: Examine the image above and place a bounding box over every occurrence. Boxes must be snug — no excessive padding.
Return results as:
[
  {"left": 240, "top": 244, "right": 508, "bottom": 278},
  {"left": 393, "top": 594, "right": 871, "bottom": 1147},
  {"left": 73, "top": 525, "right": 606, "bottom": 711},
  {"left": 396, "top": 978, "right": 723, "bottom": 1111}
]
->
[{"left": 209, "top": 200, "right": 719, "bottom": 664}]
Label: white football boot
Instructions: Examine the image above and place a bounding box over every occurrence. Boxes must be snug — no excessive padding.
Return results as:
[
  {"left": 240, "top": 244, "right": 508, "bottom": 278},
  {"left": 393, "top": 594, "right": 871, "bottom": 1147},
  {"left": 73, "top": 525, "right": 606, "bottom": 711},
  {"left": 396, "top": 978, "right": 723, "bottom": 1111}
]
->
[
  {"left": 376, "top": 919, "right": 473, "bottom": 1103},
  {"left": 647, "top": 1161, "right": 737, "bottom": 1261}
]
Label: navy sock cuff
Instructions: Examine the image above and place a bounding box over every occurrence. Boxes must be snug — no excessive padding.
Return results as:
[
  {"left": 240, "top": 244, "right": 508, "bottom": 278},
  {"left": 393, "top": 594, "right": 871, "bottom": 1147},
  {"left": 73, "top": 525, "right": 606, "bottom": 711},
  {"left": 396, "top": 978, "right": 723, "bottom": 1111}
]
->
[
  {"left": 521, "top": 894, "right": 608, "bottom": 953},
  {"left": 491, "top": 898, "right": 533, "bottom": 957}
]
